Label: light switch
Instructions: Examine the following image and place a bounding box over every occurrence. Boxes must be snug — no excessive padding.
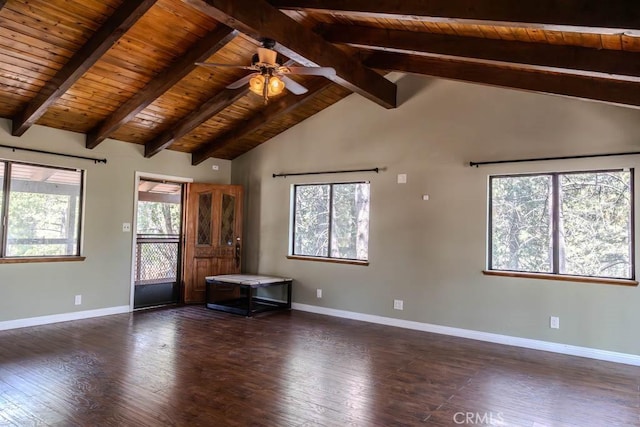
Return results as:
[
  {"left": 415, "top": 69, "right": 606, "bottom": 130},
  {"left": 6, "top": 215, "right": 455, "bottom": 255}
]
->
[{"left": 397, "top": 174, "right": 407, "bottom": 184}]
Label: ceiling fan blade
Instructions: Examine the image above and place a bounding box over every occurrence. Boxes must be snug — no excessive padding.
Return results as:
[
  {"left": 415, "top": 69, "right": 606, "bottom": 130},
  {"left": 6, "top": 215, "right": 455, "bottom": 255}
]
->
[
  {"left": 226, "top": 73, "right": 257, "bottom": 89},
  {"left": 280, "top": 76, "right": 308, "bottom": 95},
  {"left": 281, "top": 66, "right": 336, "bottom": 78},
  {"left": 196, "top": 62, "right": 256, "bottom": 71}
]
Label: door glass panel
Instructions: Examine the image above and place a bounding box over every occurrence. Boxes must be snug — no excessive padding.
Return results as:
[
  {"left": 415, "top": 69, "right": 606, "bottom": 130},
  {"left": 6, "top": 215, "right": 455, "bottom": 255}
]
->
[
  {"left": 220, "top": 194, "right": 235, "bottom": 246},
  {"left": 197, "top": 193, "right": 212, "bottom": 245},
  {"left": 137, "top": 180, "right": 182, "bottom": 236}
]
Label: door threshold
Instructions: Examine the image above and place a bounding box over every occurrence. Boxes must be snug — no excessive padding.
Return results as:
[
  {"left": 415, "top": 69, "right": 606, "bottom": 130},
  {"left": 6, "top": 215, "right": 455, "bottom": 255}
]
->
[{"left": 133, "top": 303, "right": 180, "bottom": 312}]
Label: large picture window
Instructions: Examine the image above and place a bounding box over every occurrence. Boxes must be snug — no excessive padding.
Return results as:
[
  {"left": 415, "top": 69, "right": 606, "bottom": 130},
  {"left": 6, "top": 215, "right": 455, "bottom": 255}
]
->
[
  {"left": 489, "top": 169, "right": 634, "bottom": 280},
  {"left": 291, "top": 182, "right": 370, "bottom": 262},
  {"left": 0, "top": 161, "right": 84, "bottom": 259}
]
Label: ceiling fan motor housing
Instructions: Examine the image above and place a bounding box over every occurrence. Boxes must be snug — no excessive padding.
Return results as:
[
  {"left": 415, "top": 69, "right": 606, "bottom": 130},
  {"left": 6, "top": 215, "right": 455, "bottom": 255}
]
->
[
  {"left": 260, "top": 38, "right": 276, "bottom": 49},
  {"left": 257, "top": 47, "right": 279, "bottom": 66},
  {"left": 252, "top": 54, "right": 282, "bottom": 67}
]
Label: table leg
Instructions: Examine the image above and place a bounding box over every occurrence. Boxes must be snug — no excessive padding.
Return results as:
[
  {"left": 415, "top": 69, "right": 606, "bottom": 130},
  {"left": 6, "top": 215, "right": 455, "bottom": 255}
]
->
[{"left": 246, "top": 285, "right": 253, "bottom": 317}]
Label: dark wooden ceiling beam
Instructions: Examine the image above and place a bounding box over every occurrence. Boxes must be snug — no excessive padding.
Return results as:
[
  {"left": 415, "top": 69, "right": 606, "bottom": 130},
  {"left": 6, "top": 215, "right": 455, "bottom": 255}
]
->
[
  {"left": 86, "top": 26, "right": 238, "bottom": 149},
  {"left": 144, "top": 85, "right": 248, "bottom": 158},
  {"left": 11, "top": 0, "right": 158, "bottom": 137},
  {"left": 183, "top": 0, "right": 396, "bottom": 109},
  {"left": 192, "top": 78, "right": 333, "bottom": 165},
  {"left": 321, "top": 24, "right": 640, "bottom": 80},
  {"left": 365, "top": 51, "right": 640, "bottom": 109},
  {"left": 270, "top": 0, "right": 640, "bottom": 33}
]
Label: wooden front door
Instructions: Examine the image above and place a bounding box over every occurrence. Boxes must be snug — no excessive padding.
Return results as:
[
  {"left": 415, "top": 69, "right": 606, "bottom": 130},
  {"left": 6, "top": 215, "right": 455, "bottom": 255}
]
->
[{"left": 183, "top": 183, "right": 243, "bottom": 303}]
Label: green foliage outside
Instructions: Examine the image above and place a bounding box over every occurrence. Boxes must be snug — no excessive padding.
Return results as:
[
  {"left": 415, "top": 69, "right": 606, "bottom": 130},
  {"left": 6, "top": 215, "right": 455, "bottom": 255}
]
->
[
  {"left": 560, "top": 172, "right": 631, "bottom": 278},
  {"left": 491, "top": 171, "right": 631, "bottom": 279},
  {"left": 136, "top": 201, "right": 180, "bottom": 235},
  {"left": 294, "top": 185, "right": 330, "bottom": 256},
  {"left": 6, "top": 191, "right": 79, "bottom": 257},
  {"left": 330, "top": 183, "right": 369, "bottom": 260},
  {"left": 136, "top": 201, "right": 181, "bottom": 282},
  {"left": 294, "top": 183, "right": 369, "bottom": 261},
  {"left": 491, "top": 175, "right": 552, "bottom": 272}
]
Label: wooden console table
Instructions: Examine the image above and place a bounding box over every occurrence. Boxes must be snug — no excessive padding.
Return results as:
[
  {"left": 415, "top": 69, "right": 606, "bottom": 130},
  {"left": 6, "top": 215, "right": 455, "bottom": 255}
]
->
[{"left": 204, "top": 274, "right": 292, "bottom": 317}]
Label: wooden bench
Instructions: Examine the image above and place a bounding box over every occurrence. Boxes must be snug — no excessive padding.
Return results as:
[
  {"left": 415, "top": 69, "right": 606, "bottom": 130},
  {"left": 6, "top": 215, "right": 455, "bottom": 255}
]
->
[{"left": 205, "top": 274, "right": 292, "bottom": 317}]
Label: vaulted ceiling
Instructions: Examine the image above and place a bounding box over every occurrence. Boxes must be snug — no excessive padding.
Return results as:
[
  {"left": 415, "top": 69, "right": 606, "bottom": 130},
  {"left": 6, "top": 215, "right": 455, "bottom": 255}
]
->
[{"left": 0, "top": 0, "right": 638, "bottom": 164}]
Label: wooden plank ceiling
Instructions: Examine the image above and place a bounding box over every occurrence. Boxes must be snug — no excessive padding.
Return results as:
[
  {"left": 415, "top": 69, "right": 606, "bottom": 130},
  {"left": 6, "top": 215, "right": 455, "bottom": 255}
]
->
[{"left": 0, "top": 0, "right": 638, "bottom": 163}]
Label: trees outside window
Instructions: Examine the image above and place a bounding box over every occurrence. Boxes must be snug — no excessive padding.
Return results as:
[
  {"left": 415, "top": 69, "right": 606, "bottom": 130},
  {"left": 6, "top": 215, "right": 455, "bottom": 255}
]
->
[
  {"left": 137, "top": 201, "right": 180, "bottom": 236},
  {"left": 0, "top": 161, "right": 83, "bottom": 258},
  {"left": 292, "top": 182, "right": 370, "bottom": 261},
  {"left": 489, "top": 169, "right": 633, "bottom": 280}
]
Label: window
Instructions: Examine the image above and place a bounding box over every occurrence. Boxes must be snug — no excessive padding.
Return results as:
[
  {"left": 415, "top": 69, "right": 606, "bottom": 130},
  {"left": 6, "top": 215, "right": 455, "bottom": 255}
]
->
[
  {"left": 291, "top": 182, "right": 370, "bottom": 262},
  {"left": 0, "top": 161, "right": 84, "bottom": 259},
  {"left": 489, "top": 169, "right": 634, "bottom": 280}
]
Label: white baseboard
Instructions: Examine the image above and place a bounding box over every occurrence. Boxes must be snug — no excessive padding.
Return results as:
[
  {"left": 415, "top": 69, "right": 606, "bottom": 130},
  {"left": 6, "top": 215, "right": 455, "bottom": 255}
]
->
[
  {"left": 0, "top": 306, "right": 130, "bottom": 331},
  {"left": 292, "top": 303, "right": 640, "bottom": 367}
]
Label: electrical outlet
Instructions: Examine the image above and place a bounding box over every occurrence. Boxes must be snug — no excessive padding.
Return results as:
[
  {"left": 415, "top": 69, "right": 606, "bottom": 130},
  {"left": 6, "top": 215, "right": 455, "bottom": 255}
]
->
[
  {"left": 550, "top": 316, "right": 560, "bottom": 329},
  {"left": 393, "top": 299, "right": 404, "bottom": 310},
  {"left": 316, "top": 289, "right": 322, "bottom": 298},
  {"left": 122, "top": 223, "right": 131, "bottom": 232},
  {"left": 397, "top": 174, "right": 407, "bottom": 184},
  {"left": 74, "top": 295, "right": 82, "bottom": 305}
]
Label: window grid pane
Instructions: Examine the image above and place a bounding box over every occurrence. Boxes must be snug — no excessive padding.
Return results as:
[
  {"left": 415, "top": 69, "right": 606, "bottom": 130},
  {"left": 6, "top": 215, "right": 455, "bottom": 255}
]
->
[
  {"left": 559, "top": 171, "right": 632, "bottom": 279},
  {"left": 330, "top": 183, "right": 369, "bottom": 261},
  {"left": 294, "top": 185, "right": 330, "bottom": 257},
  {"left": 491, "top": 175, "right": 552, "bottom": 273},
  {"left": 6, "top": 163, "right": 82, "bottom": 257}
]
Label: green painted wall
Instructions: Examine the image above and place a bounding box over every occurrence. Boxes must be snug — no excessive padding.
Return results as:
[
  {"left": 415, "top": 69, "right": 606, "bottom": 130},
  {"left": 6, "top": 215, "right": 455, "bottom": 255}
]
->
[
  {"left": 232, "top": 74, "right": 640, "bottom": 355},
  {"left": 0, "top": 120, "right": 230, "bottom": 321}
]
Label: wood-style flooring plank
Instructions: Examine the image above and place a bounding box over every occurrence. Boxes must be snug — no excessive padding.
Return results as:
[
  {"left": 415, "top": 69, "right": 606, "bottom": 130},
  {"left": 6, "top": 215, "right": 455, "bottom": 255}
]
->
[{"left": 0, "top": 306, "right": 639, "bottom": 426}]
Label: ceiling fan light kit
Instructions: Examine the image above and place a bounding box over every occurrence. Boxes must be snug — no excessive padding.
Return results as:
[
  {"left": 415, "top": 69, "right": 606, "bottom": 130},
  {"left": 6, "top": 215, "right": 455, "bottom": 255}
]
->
[
  {"left": 249, "top": 73, "right": 286, "bottom": 101},
  {"left": 196, "top": 38, "right": 336, "bottom": 104}
]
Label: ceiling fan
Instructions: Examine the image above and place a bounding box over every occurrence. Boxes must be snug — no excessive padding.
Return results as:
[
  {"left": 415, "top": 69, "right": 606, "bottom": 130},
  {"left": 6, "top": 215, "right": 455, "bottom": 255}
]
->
[{"left": 196, "top": 39, "right": 336, "bottom": 103}]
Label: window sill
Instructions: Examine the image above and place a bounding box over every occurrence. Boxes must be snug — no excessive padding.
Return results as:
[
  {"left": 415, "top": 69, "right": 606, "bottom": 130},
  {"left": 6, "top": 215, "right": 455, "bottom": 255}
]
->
[
  {"left": 287, "top": 255, "right": 369, "bottom": 266},
  {"left": 483, "top": 270, "right": 638, "bottom": 287},
  {"left": 0, "top": 256, "right": 86, "bottom": 264}
]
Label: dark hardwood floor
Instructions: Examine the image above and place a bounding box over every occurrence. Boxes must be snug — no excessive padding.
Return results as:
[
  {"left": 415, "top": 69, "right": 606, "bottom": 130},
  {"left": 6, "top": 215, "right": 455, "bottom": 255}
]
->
[{"left": 1, "top": 306, "right": 639, "bottom": 426}]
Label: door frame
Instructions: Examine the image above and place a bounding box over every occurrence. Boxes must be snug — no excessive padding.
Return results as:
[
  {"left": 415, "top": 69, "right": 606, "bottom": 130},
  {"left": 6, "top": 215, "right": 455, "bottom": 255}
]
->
[{"left": 129, "top": 171, "right": 193, "bottom": 311}]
